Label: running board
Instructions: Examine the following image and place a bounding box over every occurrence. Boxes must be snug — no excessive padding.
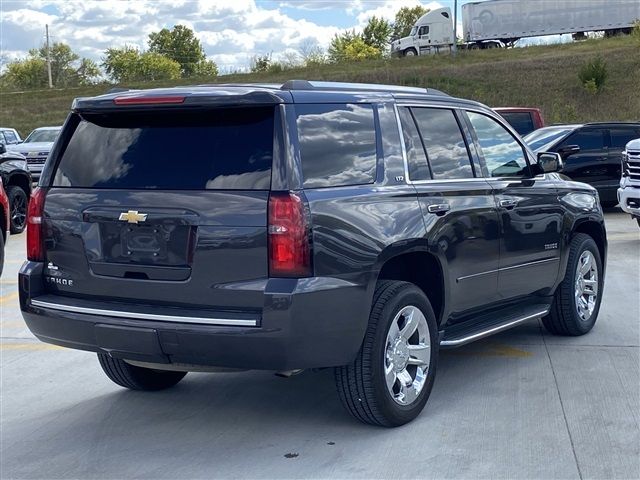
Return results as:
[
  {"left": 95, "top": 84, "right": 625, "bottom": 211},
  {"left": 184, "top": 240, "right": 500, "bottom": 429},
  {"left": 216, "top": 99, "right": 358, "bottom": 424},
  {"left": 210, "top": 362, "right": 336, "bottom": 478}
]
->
[{"left": 440, "top": 304, "right": 550, "bottom": 348}]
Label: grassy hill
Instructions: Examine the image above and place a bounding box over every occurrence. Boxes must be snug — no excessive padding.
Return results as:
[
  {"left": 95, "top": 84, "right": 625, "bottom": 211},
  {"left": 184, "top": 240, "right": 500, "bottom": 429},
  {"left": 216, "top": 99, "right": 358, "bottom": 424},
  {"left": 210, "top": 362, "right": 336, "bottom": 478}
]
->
[{"left": 2, "top": 36, "right": 639, "bottom": 138}]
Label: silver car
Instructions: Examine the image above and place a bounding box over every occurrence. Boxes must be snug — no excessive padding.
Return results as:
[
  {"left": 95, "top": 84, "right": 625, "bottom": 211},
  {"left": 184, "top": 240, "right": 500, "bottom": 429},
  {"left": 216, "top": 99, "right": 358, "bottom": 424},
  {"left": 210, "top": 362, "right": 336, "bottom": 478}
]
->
[{"left": 8, "top": 126, "right": 61, "bottom": 181}]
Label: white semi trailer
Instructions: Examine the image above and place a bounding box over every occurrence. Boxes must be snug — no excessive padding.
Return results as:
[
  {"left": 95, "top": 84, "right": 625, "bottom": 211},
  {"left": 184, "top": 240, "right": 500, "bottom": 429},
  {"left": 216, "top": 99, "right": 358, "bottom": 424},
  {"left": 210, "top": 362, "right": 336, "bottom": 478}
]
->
[{"left": 391, "top": 0, "right": 640, "bottom": 56}]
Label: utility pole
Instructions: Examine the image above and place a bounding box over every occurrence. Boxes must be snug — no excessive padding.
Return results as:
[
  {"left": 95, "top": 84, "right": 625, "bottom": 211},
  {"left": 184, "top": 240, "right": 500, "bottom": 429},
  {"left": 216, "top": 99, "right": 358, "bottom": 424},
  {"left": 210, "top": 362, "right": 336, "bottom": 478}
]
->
[
  {"left": 452, "top": 0, "right": 458, "bottom": 55},
  {"left": 45, "top": 24, "right": 53, "bottom": 88}
]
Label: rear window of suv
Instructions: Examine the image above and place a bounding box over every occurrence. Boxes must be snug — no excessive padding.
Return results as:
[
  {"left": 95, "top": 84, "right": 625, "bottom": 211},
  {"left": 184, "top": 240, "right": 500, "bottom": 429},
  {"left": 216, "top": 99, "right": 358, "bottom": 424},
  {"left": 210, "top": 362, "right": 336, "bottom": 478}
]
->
[
  {"left": 52, "top": 107, "right": 274, "bottom": 190},
  {"left": 296, "top": 104, "right": 377, "bottom": 188}
]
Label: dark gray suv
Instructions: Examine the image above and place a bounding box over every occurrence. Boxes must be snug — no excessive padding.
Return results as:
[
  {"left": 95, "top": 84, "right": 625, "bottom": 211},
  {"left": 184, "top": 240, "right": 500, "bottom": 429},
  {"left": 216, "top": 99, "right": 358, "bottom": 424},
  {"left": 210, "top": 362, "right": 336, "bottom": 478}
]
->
[{"left": 20, "top": 81, "right": 607, "bottom": 426}]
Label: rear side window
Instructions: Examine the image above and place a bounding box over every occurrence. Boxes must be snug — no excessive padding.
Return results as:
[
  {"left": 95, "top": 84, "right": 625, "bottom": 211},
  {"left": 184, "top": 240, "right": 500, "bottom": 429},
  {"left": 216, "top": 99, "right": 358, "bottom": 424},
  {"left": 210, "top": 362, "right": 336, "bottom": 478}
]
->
[
  {"left": 499, "top": 112, "right": 534, "bottom": 135},
  {"left": 296, "top": 104, "right": 377, "bottom": 188},
  {"left": 398, "top": 107, "right": 430, "bottom": 181},
  {"left": 53, "top": 107, "right": 274, "bottom": 190},
  {"left": 610, "top": 128, "right": 640, "bottom": 148},
  {"left": 412, "top": 108, "right": 474, "bottom": 180}
]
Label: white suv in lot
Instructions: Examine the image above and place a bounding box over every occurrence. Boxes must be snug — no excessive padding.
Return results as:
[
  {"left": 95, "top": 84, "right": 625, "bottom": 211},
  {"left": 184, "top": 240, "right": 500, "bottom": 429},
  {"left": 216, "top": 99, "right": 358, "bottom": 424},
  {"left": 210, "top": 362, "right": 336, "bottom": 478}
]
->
[{"left": 618, "top": 138, "right": 640, "bottom": 227}]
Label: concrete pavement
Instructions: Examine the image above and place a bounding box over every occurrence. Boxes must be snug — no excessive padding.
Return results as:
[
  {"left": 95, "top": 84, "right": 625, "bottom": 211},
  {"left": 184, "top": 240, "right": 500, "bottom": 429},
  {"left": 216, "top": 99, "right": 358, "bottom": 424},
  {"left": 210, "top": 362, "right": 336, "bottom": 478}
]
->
[{"left": 1, "top": 211, "right": 638, "bottom": 479}]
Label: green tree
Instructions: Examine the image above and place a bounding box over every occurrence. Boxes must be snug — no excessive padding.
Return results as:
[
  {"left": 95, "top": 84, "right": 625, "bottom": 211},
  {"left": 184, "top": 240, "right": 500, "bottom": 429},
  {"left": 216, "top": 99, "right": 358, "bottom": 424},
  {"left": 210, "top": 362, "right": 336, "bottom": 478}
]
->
[
  {"left": 102, "top": 47, "right": 181, "bottom": 82},
  {"left": 343, "top": 37, "right": 382, "bottom": 61},
  {"left": 362, "top": 16, "right": 392, "bottom": 51},
  {"left": 194, "top": 59, "right": 218, "bottom": 77},
  {"left": 392, "top": 6, "right": 429, "bottom": 40},
  {"left": 76, "top": 58, "right": 101, "bottom": 85},
  {"left": 328, "top": 29, "right": 360, "bottom": 62},
  {"left": 5, "top": 57, "right": 48, "bottom": 89},
  {"left": 34, "top": 42, "right": 78, "bottom": 86},
  {"left": 148, "top": 25, "right": 211, "bottom": 77}
]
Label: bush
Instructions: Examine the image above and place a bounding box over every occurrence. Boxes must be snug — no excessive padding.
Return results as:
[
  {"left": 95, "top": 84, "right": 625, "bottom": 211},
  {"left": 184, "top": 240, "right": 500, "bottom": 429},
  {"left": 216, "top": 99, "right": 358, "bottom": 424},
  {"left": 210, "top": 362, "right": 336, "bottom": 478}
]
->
[
  {"left": 578, "top": 56, "right": 607, "bottom": 93},
  {"left": 250, "top": 54, "right": 271, "bottom": 73},
  {"left": 632, "top": 20, "right": 640, "bottom": 43}
]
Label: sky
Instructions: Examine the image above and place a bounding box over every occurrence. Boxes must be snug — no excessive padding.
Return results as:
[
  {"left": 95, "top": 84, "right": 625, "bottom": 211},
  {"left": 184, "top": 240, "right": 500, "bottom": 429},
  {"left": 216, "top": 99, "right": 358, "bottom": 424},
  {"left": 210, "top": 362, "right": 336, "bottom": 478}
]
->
[{"left": 0, "top": 0, "right": 467, "bottom": 73}]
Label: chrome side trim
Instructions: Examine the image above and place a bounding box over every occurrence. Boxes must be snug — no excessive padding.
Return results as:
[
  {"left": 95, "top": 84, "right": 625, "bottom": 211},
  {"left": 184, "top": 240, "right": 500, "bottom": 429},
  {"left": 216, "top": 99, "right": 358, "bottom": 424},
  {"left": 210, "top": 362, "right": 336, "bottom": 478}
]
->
[
  {"left": 440, "top": 307, "right": 550, "bottom": 347},
  {"left": 30, "top": 299, "right": 258, "bottom": 327},
  {"left": 457, "top": 257, "right": 559, "bottom": 282}
]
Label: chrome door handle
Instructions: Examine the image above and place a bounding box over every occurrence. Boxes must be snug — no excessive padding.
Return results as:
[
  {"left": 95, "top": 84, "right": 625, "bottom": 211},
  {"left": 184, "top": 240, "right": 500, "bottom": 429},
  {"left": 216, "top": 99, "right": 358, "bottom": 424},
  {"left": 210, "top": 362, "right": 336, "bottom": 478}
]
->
[
  {"left": 427, "top": 203, "right": 451, "bottom": 215},
  {"left": 499, "top": 198, "right": 518, "bottom": 209}
]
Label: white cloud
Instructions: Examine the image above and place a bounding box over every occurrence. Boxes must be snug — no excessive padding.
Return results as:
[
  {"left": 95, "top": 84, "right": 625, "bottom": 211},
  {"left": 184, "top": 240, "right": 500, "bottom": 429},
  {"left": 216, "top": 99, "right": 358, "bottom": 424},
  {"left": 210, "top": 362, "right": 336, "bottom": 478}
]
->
[
  {"left": 355, "top": 0, "right": 443, "bottom": 26},
  {"left": 0, "top": 0, "right": 346, "bottom": 71}
]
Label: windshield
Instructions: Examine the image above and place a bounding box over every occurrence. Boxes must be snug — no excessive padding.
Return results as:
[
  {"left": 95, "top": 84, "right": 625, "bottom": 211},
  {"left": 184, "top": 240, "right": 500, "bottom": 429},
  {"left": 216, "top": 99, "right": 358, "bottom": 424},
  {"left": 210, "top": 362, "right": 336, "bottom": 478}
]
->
[
  {"left": 409, "top": 26, "right": 417, "bottom": 36},
  {"left": 523, "top": 127, "right": 573, "bottom": 151},
  {"left": 24, "top": 129, "right": 60, "bottom": 143}
]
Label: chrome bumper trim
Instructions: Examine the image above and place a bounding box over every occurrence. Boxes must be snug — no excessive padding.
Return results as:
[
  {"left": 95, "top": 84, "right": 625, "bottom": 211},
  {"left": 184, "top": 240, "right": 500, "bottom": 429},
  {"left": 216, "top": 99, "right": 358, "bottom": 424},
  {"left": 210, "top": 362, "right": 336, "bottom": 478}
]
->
[{"left": 30, "top": 299, "right": 258, "bottom": 327}]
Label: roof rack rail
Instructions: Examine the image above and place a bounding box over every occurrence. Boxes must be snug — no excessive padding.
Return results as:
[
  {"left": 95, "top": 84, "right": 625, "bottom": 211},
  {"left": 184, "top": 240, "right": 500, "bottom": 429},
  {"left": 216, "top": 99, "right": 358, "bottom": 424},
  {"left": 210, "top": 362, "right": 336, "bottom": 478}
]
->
[{"left": 280, "top": 80, "right": 448, "bottom": 96}]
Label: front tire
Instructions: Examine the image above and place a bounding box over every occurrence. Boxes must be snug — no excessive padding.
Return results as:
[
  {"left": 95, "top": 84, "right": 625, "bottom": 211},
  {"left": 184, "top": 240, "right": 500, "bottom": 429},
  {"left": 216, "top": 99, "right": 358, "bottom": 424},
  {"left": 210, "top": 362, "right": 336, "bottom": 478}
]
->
[
  {"left": 335, "top": 281, "right": 438, "bottom": 427},
  {"left": 98, "top": 354, "right": 187, "bottom": 391},
  {"left": 7, "top": 186, "right": 27, "bottom": 234},
  {"left": 404, "top": 48, "right": 417, "bottom": 57},
  {"left": 543, "top": 234, "right": 603, "bottom": 336}
]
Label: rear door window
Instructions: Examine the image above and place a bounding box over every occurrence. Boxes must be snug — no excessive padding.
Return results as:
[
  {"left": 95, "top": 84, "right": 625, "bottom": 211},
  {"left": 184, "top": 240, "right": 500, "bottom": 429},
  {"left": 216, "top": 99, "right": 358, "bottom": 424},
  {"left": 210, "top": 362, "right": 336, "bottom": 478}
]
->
[
  {"left": 398, "top": 107, "right": 430, "bottom": 181},
  {"left": 53, "top": 107, "right": 274, "bottom": 190},
  {"left": 296, "top": 104, "right": 377, "bottom": 188},
  {"left": 411, "top": 107, "right": 475, "bottom": 180}
]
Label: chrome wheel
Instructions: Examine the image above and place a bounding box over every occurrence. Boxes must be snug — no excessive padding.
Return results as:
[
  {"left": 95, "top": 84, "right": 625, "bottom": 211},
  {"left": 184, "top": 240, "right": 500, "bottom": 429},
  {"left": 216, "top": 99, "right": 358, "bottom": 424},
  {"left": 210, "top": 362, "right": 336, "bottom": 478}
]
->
[
  {"left": 575, "top": 250, "right": 598, "bottom": 322},
  {"left": 384, "top": 305, "right": 431, "bottom": 405}
]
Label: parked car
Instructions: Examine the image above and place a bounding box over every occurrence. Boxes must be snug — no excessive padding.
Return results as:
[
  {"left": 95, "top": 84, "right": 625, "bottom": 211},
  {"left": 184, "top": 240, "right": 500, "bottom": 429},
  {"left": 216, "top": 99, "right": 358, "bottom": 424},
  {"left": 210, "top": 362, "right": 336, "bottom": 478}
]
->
[
  {"left": 0, "top": 128, "right": 23, "bottom": 145},
  {"left": 618, "top": 138, "right": 640, "bottom": 227},
  {"left": 0, "top": 179, "right": 9, "bottom": 276},
  {"left": 20, "top": 81, "right": 607, "bottom": 427},
  {"left": 0, "top": 144, "right": 32, "bottom": 233},
  {"left": 7, "top": 126, "right": 61, "bottom": 182},
  {"left": 494, "top": 107, "right": 545, "bottom": 135},
  {"left": 524, "top": 122, "right": 640, "bottom": 206}
]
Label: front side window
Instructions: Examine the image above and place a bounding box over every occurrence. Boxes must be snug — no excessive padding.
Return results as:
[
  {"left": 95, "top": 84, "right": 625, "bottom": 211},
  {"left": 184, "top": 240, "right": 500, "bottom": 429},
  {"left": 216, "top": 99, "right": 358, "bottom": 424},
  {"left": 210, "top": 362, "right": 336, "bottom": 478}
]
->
[
  {"left": 559, "top": 129, "right": 605, "bottom": 152},
  {"left": 467, "top": 111, "right": 528, "bottom": 178},
  {"left": 3, "top": 131, "right": 18, "bottom": 144},
  {"left": 296, "top": 104, "right": 377, "bottom": 188},
  {"left": 418, "top": 26, "right": 429, "bottom": 36},
  {"left": 412, "top": 108, "right": 474, "bottom": 180}
]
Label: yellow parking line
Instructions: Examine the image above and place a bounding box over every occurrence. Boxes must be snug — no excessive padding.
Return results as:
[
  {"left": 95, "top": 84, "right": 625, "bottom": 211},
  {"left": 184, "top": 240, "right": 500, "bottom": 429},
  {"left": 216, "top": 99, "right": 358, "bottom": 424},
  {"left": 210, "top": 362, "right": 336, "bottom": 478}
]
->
[
  {"left": 0, "top": 292, "right": 19, "bottom": 304},
  {"left": 0, "top": 343, "right": 62, "bottom": 351}
]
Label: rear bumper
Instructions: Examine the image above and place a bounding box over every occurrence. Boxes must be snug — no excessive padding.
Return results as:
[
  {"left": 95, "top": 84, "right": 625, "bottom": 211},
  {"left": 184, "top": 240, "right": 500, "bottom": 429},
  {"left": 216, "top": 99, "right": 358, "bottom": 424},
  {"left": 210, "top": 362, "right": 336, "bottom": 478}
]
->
[
  {"left": 19, "top": 261, "right": 371, "bottom": 370},
  {"left": 618, "top": 185, "right": 640, "bottom": 216}
]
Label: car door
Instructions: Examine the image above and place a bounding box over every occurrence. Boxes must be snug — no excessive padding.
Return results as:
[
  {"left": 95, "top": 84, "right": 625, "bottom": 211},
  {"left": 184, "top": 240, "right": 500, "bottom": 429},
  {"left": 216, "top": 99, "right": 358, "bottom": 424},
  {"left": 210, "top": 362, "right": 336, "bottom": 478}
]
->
[
  {"left": 464, "top": 110, "right": 563, "bottom": 301},
  {"left": 554, "top": 127, "right": 609, "bottom": 190},
  {"left": 397, "top": 105, "right": 500, "bottom": 320},
  {"left": 416, "top": 25, "right": 431, "bottom": 54}
]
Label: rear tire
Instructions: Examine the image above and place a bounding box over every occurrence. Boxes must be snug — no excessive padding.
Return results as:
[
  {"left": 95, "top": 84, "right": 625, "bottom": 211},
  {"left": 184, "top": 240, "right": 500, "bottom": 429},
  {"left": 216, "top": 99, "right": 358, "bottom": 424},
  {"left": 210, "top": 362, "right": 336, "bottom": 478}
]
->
[
  {"left": 335, "top": 280, "right": 438, "bottom": 427},
  {"left": 7, "top": 185, "right": 27, "bottom": 234},
  {"left": 98, "top": 354, "right": 186, "bottom": 391},
  {"left": 542, "top": 234, "right": 603, "bottom": 336}
]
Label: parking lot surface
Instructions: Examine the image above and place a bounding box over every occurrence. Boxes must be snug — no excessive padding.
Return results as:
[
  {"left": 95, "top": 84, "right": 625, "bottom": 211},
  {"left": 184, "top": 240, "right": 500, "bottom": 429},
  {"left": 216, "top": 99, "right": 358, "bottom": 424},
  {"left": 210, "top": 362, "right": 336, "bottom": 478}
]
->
[{"left": 1, "top": 210, "right": 638, "bottom": 479}]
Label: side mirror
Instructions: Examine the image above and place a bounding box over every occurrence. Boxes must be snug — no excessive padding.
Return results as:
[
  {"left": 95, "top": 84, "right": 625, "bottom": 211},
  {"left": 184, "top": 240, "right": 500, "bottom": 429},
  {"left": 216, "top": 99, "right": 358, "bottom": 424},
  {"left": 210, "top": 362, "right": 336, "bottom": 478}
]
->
[
  {"left": 0, "top": 143, "right": 6, "bottom": 155},
  {"left": 557, "top": 144, "right": 580, "bottom": 158},
  {"left": 536, "top": 152, "right": 564, "bottom": 173}
]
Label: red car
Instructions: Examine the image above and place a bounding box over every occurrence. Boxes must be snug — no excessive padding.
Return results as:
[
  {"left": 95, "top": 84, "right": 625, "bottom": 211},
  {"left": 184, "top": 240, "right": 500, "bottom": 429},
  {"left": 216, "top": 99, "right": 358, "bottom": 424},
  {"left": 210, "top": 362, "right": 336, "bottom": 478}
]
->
[
  {"left": 0, "top": 178, "right": 10, "bottom": 276},
  {"left": 494, "top": 107, "right": 545, "bottom": 136}
]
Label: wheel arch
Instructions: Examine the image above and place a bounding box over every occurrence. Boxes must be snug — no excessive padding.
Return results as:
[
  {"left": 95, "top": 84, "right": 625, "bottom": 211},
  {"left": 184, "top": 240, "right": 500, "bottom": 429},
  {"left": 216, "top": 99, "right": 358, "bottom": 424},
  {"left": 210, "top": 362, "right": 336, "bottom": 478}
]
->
[
  {"left": 5, "top": 171, "right": 32, "bottom": 197},
  {"left": 568, "top": 219, "right": 607, "bottom": 278},
  {"left": 373, "top": 244, "right": 447, "bottom": 326}
]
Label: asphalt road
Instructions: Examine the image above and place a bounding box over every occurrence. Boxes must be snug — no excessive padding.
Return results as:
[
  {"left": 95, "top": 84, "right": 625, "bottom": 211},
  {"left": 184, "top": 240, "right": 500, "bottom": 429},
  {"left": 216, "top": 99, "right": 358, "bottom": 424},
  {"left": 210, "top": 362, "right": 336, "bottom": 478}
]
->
[{"left": 1, "top": 211, "right": 638, "bottom": 479}]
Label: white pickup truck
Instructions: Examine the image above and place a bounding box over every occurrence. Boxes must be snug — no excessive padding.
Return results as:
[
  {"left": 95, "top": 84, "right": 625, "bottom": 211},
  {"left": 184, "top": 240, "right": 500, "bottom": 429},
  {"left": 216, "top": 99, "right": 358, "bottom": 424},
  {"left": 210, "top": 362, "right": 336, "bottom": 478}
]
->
[{"left": 618, "top": 139, "right": 640, "bottom": 228}]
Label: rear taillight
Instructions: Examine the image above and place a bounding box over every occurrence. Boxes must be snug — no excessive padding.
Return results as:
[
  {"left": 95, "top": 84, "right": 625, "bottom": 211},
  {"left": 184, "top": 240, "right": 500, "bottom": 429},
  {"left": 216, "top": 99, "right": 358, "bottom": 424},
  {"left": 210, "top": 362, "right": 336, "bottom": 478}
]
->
[
  {"left": 27, "top": 187, "right": 46, "bottom": 261},
  {"left": 268, "top": 192, "right": 312, "bottom": 277}
]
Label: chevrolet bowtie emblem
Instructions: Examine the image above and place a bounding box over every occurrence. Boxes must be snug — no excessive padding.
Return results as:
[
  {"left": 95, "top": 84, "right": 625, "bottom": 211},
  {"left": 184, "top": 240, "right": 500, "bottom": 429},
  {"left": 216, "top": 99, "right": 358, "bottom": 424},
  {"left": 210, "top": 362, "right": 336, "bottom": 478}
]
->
[{"left": 118, "top": 210, "right": 148, "bottom": 224}]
